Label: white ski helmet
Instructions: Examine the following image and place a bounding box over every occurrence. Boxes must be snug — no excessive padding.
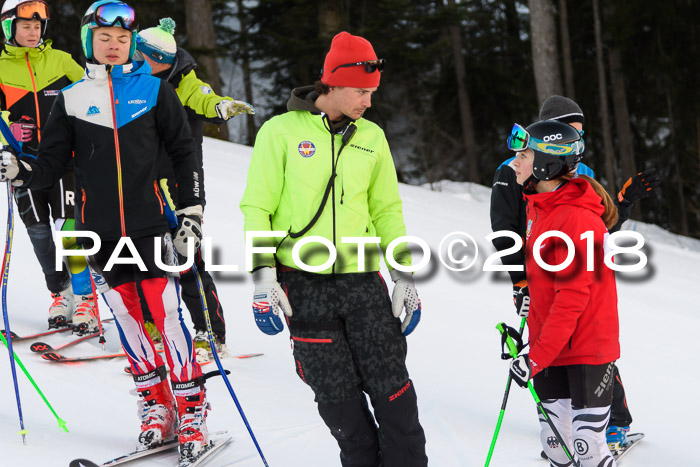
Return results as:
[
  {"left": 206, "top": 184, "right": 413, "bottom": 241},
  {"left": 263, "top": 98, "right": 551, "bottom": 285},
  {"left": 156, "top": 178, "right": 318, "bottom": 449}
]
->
[{"left": 1, "top": 0, "right": 49, "bottom": 43}]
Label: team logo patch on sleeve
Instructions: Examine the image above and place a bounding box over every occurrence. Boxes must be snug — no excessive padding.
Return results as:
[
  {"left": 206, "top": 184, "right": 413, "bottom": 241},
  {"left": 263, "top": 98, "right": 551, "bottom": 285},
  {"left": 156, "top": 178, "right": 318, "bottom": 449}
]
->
[{"left": 298, "top": 141, "right": 316, "bottom": 158}]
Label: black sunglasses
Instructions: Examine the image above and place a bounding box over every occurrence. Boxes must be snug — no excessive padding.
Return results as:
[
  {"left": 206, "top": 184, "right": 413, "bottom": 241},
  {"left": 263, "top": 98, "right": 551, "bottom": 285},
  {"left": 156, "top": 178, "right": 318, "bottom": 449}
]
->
[{"left": 331, "top": 59, "right": 385, "bottom": 74}]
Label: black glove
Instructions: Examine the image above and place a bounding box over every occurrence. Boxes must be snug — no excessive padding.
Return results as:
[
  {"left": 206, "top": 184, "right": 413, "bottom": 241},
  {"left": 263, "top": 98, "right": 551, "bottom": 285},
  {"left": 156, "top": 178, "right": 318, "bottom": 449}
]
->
[
  {"left": 173, "top": 207, "right": 203, "bottom": 256},
  {"left": 512, "top": 280, "right": 530, "bottom": 318},
  {"left": 617, "top": 167, "right": 661, "bottom": 206},
  {"left": 509, "top": 354, "right": 532, "bottom": 388}
]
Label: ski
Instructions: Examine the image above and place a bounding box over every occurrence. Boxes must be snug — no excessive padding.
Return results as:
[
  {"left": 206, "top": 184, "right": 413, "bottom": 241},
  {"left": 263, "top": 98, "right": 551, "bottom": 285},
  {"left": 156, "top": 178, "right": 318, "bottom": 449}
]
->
[
  {"left": 2, "top": 325, "right": 72, "bottom": 342},
  {"left": 67, "top": 431, "right": 231, "bottom": 467},
  {"left": 3, "top": 317, "right": 114, "bottom": 343},
  {"left": 69, "top": 436, "right": 178, "bottom": 466},
  {"left": 42, "top": 351, "right": 127, "bottom": 362},
  {"left": 30, "top": 330, "right": 101, "bottom": 353},
  {"left": 43, "top": 346, "right": 165, "bottom": 363},
  {"left": 540, "top": 432, "right": 644, "bottom": 463},
  {"left": 611, "top": 432, "right": 644, "bottom": 463},
  {"left": 178, "top": 431, "right": 233, "bottom": 467},
  {"left": 123, "top": 353, "right": 262, "bottom": 375}
]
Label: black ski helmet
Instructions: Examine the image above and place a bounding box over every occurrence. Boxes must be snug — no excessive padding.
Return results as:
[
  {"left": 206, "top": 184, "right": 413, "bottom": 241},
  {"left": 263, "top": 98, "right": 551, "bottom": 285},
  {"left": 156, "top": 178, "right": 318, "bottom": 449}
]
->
[{"left": 525, "top": 120, "right": 584, "bottom": 181}]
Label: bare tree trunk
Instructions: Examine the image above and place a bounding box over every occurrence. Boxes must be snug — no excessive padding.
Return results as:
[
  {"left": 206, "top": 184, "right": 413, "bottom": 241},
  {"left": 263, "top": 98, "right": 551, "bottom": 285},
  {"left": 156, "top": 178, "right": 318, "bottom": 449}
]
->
[
  {"left": 666, "top": 90, "right": 689, "bottom": 235},
  {"left": 185, "top": 0, "right": 228, "bottom": 140},
  {"left": 318, "top": 6, "right": 343, "bottom": 39},
  {"left": 608, "top": 47, "right": 639, "bottom": 217},
  {"left": 446, "top": 0, "right": 480, "bottom": 182},
  {"left": 528, "top": 0, "right": 563, "bottom": 104},
  {"left": 592, "top": 0, "right": 616, "bottom": 191},
  {"left": 558, "top": 0, "right": 575, "bottom": 99},
  {"left": 236, "top": 0, "right": 255, "bottom": 145}
]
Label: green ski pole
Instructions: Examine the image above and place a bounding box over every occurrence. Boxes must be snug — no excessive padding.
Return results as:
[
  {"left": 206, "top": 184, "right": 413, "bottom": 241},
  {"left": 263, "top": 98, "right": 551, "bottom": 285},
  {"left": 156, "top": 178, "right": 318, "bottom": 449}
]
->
[
  {"left": 0, "top": 331, "right": 69, "bottom": 433},
  {"left": 496, "top": 322, "right": 581, "bottom": 467},
  {"left": 484, "top": 317, "right": 527, "bottom": 466}
]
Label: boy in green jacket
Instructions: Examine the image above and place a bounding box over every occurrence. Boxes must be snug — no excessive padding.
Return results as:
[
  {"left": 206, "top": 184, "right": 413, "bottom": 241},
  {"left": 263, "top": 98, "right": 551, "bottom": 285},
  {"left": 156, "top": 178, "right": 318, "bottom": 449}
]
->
[
  {"left": 241, "top": 31, "right": 428, "bottom": 466},
  {"left": 0, "top": 0, "right": 95, "bottom": 333},
  {"left": 135, "top": 18, "right": 254, "bottom": 356}
]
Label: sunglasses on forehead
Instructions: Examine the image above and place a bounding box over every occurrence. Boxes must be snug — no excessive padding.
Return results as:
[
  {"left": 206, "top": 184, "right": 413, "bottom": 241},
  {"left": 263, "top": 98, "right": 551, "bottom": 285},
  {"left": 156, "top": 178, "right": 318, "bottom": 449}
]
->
[
  {"left": 331, "top": 59, "right": 385, "bottom": 74},
  {"left": 91, "top": 2, "right": 138, "bottom": 31},
  {"left": 3, "top": 0, "right": 49, "bottom": 21}
]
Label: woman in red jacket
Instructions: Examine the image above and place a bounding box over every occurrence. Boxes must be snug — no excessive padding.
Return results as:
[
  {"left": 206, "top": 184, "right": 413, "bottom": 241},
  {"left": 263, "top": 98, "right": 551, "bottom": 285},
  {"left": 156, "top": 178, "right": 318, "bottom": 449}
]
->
[{"left": 507, "top": 120, "right": 620, "bottom": 467}]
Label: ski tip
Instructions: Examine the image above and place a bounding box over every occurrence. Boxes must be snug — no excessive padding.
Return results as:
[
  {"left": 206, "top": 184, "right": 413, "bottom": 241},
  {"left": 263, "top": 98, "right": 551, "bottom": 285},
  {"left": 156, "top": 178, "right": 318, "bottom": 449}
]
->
[
  {"left": 69, "top": 459, "right": 100, "bottom": 467},
  {"left": 42, "top": 351, "right": 65, "bottom": 362},
  {"left": 30, "top": 341, "right": 54, "bottom": 353},
  {"left": 234, "top": 352, "right": 264, "bottom": 359}
]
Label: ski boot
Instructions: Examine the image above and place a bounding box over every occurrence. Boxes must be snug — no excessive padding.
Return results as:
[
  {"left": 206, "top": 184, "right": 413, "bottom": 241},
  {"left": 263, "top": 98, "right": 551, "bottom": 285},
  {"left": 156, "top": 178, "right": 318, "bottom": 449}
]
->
[
  {"left": 193, "top": 330, "right": 228, "bottom": 363},
  {"left": 606, "top": 425, "right": 630, "bottom": 454},
  {"left": 72, "top": 294, "right": 98, "bottom": 335},
  {"left": 48, "top": 288, "right": 73, "bottom": 329},
  {"left": 173, "top": 378, "right": 210, "bottom": 463},
  {"left": 135, "top": 366, "right": 177, "bottom": 450}
]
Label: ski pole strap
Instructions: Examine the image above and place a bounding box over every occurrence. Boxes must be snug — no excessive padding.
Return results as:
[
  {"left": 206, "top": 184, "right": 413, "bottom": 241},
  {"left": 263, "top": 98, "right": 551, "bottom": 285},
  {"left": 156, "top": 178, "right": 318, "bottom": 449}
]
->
[{"left": 496, "top": 322, "right": 525, "bottom": 359}]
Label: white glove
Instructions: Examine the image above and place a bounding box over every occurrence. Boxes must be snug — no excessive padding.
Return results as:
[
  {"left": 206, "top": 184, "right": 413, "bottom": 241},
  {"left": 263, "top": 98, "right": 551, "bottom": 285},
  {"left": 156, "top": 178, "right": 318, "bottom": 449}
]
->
[
  {"left": 252, "top": 267, "right": 293, "bottom": 335},
  {"left": 215, "top": 99, "right": 256, "bottom": 120},
  {"left": 390, "top": 269, "right": 422, "bottom": 336},
  {"left": 173, "top": 206, "right": 203, "bottom": 256},
  {"left": 0, "top": 149, "right": 32, "bottom": 186}
]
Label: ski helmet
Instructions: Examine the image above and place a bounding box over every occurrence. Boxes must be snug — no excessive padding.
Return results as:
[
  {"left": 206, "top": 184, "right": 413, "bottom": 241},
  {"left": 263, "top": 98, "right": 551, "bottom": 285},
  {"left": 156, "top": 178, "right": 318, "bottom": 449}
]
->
[
  {"left": 1, "top": 0, "right": 49, "bottom": 44},
  {"left": 507, "top": 120, "right": 585, "bottom": 192},
  {"left": 80, "top": 0, "right": 138, "bottom": 61}
]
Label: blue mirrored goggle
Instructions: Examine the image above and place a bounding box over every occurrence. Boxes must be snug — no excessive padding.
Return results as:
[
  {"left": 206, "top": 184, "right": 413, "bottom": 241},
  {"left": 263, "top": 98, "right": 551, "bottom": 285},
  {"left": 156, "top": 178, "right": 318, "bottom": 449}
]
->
[
  {"left": 507, "top": 123, "right": 584, "bottom": 156},
  {"left": 93, "top": 2, "right": 138, "bottom": 31}
]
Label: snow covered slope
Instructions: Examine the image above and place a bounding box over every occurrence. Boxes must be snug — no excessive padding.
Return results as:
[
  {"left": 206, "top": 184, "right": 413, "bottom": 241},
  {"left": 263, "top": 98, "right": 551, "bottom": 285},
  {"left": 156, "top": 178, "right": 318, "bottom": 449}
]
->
[{"left": 1, "top": 137, "right": 697, "bottom": 466}]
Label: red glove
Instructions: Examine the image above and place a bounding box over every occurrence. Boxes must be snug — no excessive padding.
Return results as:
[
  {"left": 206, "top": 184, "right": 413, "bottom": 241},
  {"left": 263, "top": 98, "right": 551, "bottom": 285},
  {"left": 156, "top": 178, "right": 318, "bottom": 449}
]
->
[{"left": 9, "top": 116, "right": 36, "bottom": 143}]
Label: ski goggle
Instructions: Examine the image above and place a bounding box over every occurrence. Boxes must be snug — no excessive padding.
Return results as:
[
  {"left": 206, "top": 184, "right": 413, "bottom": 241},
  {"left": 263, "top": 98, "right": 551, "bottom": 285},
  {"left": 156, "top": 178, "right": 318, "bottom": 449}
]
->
[
  {"left": 507, "top": 123, "right": 584, "bottom": 156},
  {"left": 91, "top": 2, "right": 138, "bottom": 31},
  {"left": 4, "top": 1, "right": 49, "bottom": 21},
  {"left": 331, "top": 59, "right": 385, "bottom": 74}
]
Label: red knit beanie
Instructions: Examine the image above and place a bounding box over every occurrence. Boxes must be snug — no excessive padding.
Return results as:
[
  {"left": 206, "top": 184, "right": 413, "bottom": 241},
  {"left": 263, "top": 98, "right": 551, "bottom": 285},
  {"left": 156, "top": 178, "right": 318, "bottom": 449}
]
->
[{"left": 320, "top": 31, "right": 381, "bottom": 88}]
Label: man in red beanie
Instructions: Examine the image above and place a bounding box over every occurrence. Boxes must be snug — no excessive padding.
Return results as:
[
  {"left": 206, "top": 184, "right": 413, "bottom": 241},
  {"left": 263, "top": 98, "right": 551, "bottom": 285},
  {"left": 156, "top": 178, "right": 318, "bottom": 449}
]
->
[{"left": 241, "top": 31, "right": 428, "bottom": 466}]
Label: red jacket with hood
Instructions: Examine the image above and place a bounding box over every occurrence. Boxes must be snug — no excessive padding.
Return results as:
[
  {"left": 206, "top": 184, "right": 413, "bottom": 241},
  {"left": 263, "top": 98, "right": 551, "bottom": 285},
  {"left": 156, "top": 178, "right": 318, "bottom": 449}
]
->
[{"left": 523, "top": 178, "right": 620, "bottom": 375}]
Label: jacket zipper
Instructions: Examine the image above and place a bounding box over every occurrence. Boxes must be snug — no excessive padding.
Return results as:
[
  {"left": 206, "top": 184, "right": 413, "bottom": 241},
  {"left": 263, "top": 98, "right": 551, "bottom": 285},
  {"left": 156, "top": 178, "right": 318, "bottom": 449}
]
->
[
  {"left": 154, "top": 180, "right": 164, "bottom": 214},
  {"left": 25, "top": 53, "right": 42, "bottom": 142},
  {"left": 81, "top": 188, "right": 86, "bottom": 223},
  {"left": 107, "top": 68, "right": 127, "bottom": 237}
]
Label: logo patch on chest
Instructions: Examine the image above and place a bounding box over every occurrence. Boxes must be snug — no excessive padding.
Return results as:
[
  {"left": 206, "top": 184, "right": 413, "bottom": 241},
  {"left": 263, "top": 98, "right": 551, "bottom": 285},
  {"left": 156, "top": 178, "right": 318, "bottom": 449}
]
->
[{"left": 298, "top": 141, "right": 316, "bottom": 158}]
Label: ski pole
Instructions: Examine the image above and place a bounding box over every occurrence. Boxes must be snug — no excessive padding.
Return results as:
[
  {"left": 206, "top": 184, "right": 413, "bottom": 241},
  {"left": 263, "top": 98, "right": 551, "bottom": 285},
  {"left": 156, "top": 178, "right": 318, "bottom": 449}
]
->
[
  {"left": 0, "top": 323, "right": 69, "bottom": 432},
  {"left": 1, "top": 181, "right": 28, "bottom": 442},
  {"left": 496, "top": 322, "right": 581, "bottom": 467},
  {"left": 484, "top": 317, "right": 527, "bottom": 466},
  {"left": 191, "top": 261, "right": 270, "bottom": 466}
]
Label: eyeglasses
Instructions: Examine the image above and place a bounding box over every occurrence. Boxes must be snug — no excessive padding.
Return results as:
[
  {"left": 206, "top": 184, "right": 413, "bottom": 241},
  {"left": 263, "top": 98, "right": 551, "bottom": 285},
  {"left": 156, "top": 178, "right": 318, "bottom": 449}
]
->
[
  {"left": 92, "top": 2, "right": 138, "bottom": 31},
  {"left": 507, "top": 123, "right": 584, "bottom": 156},
  {"left": 6, "top": 0, "right": 49, "bottom": 21},
  {"left": 331, "top": 59, "right": 385, "bottom": 74}
]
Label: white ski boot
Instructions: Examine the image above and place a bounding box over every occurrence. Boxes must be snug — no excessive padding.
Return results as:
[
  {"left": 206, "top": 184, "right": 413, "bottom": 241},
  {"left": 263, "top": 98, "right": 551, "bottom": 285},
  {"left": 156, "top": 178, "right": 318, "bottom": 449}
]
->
[
  {"left": 48, "top": 287, "right": 73, "bottom": 329},
  {"left": 72, "top": 294, "right": 98, "bottom": 335}
]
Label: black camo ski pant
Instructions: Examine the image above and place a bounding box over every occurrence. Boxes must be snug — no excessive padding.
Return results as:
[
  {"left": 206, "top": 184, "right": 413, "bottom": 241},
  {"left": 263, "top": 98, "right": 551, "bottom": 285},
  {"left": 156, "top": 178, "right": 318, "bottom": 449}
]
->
[{"left": 279, "top": 267, "right": 428, "bottom": 467}]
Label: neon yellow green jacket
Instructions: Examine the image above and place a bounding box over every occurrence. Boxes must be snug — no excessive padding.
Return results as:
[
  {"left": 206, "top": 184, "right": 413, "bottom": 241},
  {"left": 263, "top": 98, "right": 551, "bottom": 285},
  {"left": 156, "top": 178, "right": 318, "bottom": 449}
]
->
[{"left": 240, "top": 88, "right": 411, "bottom": 274}]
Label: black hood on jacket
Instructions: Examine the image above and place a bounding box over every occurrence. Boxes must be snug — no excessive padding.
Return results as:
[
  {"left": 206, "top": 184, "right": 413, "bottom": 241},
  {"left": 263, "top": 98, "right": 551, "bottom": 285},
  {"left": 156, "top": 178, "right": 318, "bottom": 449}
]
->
[
  {"left": 153, "top": 47, "right": 197, "bottom": 86},
  {"left": 288, "top": 85, "right": 353, "bottom": 133}
]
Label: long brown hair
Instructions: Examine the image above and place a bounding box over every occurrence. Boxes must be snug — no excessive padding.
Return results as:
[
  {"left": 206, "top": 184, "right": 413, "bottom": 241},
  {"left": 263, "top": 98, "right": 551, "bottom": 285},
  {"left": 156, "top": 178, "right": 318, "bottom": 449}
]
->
[{"left": 562, "top": 174, "right": 619, "bottom": 229}]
